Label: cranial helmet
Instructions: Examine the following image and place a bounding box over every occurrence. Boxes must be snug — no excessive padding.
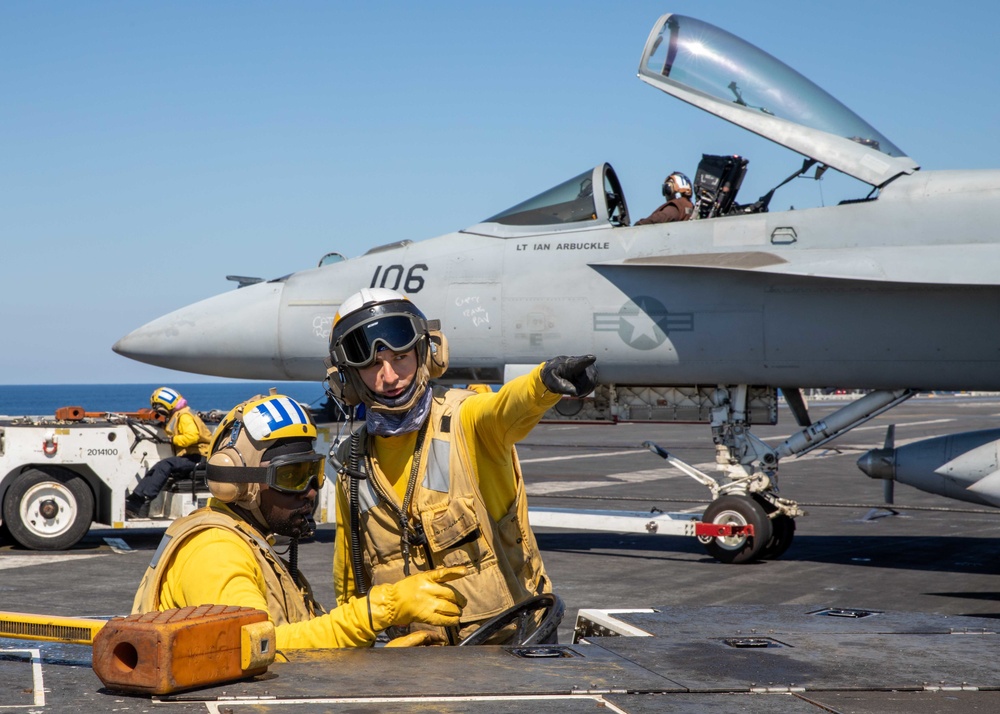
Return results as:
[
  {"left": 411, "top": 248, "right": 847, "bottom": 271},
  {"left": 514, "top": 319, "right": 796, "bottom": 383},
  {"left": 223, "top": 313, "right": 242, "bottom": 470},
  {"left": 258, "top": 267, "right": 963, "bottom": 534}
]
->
[
  {"left": 206, "top": 393, "right": 323, "bottom": 521},
  {"left": 326, "top": 288, "right": 448, "bottom": 414},
  {"left": 150, "top": 387, "right": 183, "bottom": 415},
  {"left": 662, "top": 171, "right": 693, "bottom": 198}
]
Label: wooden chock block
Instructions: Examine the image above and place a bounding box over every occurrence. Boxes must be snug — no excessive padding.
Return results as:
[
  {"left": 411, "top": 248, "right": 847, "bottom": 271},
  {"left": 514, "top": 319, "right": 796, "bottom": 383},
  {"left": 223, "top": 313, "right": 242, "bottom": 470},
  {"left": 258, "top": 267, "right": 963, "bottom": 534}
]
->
[
  {"left": 92, "top": 605, "right": 275, "bottom": 695},
  {"left": 55, "top": 406, "right": 85, "bottom": 421}
]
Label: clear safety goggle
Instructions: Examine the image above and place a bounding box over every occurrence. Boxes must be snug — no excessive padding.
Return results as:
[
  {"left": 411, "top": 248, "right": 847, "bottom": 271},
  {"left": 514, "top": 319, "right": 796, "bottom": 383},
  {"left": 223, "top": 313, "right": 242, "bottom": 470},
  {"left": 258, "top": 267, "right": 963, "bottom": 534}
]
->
[
  {"left": 335, "top": 313, "right": 423, "bottom": 368},
  {"left": 265, "top": 452, "right": 326, "bottom": 494}
]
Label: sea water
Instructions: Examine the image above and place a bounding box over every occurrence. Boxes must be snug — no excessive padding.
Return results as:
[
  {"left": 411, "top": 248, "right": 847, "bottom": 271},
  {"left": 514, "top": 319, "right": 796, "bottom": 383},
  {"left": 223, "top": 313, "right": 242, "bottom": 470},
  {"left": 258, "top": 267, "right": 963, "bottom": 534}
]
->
[{"left": 0, "top": 382, "right": 327, "bottom": 417}]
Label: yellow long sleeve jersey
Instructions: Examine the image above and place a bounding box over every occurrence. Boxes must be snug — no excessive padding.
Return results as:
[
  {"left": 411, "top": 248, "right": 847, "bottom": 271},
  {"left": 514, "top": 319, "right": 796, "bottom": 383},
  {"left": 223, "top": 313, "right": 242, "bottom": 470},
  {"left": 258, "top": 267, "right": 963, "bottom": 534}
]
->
[
  {"left": 166, "top": 406, "right": 212, "bottom": 457},
  {"left": 153, "top": 526, "right": 377, "bottom": 650},
  {"left": 334, "top": 363, "right": 561, "bottom": 603}
]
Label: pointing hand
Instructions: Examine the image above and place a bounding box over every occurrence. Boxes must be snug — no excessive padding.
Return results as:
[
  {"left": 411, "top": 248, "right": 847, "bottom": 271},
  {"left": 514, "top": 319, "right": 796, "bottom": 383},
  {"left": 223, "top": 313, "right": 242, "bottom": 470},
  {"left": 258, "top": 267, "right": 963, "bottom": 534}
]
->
[{"left": 541, "top": 355, "right": 598, "bottom": 396}]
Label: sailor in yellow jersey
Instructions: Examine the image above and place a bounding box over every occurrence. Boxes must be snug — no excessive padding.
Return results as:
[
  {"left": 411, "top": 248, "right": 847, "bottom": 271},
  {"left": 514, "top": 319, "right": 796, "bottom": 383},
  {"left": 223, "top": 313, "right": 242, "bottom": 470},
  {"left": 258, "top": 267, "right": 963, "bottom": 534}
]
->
[
  {"left": 132, "top": 392, "right": 467, "bottom": 652},
  {"left": 326, "top": 288, "right": 597, "bottom": 644},
  {"left": 126, "top": 387, "right": 213, "bottom": 518}
]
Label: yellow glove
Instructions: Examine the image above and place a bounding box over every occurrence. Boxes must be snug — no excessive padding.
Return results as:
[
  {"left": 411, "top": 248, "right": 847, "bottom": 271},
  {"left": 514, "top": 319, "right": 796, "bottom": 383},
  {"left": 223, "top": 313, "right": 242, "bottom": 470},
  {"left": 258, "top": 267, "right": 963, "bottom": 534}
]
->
[
  {"left": 367, "top": 566, "right": 468, "bottom": 631},
  {"left": 383, "top": 630, "right": 446, "bottom": 647}
]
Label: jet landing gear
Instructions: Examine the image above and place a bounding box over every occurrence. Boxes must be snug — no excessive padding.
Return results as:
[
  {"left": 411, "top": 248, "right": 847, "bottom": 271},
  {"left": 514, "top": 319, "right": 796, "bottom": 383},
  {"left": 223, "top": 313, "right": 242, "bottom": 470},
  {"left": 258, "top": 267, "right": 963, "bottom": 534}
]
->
[
  {"left": 647, "top": 385, "right": 916, "bottom": 563},
  {"left": 643, "top": 441, "right": 790, "bottom": 564},
  {"left": 527, "top": 386, "right": 916, "bottom": 563}
]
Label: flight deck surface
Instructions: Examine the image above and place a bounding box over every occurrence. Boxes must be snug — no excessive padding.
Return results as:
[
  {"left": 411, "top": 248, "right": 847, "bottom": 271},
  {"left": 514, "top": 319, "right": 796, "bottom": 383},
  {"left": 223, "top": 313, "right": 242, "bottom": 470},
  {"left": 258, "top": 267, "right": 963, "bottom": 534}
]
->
[
  {"left": 2, "top": 396, "right": 998, "bottom": 711},
  {"left": 3, "top": 607, "right": 998, "bottom": 712}
]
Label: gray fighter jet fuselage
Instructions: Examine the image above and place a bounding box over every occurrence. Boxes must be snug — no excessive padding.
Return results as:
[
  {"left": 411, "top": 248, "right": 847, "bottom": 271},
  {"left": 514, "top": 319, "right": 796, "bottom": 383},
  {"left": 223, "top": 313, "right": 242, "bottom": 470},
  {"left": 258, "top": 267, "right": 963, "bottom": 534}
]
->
[
  {"left": 114, "top": 14, "right": 1000, "bottom": 560},
  {"left": 117, "top": 168, "right": 1000, "bottom": 388}
]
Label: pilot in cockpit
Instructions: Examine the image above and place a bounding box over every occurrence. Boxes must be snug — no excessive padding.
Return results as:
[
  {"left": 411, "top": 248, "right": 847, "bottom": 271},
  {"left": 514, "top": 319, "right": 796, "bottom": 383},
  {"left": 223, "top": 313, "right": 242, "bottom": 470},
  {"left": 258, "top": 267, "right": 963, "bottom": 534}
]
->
[{"left": 635, "top": 171, "right": 694, "bottom": 225}]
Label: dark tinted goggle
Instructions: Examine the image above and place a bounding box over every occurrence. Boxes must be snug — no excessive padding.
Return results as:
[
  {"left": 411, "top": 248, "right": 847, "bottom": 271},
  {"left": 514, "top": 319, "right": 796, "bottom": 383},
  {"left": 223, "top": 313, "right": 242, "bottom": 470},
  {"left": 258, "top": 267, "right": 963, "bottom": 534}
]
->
[
  {"left": 335, "top": 314, "right": 423, "bottom": 367},
  {"left": 266, "top": 452, "right": 326, "bottom": 494}
]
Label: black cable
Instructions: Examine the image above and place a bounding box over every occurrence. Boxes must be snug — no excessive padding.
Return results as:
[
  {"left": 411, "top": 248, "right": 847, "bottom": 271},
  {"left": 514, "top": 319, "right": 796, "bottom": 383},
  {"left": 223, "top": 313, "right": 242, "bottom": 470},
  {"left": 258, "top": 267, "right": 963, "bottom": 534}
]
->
[
  {"left": 289, "top": 538, "right": 299, "bottom": 588},
  {"left": 397, "top": 419, "right": 430, "bottom": 578},
  {"left": 348, "top": 430, "right": 370, "bottom": 596}
]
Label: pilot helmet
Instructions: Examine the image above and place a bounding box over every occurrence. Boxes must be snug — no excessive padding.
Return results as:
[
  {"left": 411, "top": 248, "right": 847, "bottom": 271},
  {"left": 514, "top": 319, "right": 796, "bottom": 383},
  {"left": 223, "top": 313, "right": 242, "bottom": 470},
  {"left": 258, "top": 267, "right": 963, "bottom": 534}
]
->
[
  {"left": 326, "top": 287, "right": 448, "bottom": 414},
  {"left": 662, "top": 171, "right": 693, "bottom": 198},
  {"left": 206, "top": 393, "right": 324, "bottom": 526},
  {"left": 150, "top": 387, "right": 184, "bottom": 416}
]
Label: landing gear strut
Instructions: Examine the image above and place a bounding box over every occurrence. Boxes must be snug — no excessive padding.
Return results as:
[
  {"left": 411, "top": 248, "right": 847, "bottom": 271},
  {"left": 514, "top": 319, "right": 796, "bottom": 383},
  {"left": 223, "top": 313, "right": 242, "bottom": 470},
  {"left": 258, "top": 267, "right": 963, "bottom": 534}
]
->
[{"left": 648, "top": 385, "right": 916, "bottom": 563}]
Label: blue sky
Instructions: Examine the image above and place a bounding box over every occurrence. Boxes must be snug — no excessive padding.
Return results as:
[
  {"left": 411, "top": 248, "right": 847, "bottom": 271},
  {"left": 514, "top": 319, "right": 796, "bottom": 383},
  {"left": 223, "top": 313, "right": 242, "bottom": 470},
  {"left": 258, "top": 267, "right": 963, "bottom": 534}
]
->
[{"left": 2, "top": 1, "right": 998, "bottom": 385}]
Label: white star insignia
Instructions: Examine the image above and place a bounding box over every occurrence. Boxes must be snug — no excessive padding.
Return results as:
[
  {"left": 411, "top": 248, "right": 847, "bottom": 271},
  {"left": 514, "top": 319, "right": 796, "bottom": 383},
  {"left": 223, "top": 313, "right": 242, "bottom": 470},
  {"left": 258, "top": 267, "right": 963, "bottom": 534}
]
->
[{"left": 621, "top": 308, "right": 662, "bottom": 345}]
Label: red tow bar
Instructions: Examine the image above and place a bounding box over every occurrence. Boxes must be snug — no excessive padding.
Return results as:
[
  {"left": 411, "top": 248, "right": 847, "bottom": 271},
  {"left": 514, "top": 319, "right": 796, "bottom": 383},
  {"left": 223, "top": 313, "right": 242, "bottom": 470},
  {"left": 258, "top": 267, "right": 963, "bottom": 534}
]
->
[{"left": 694, "top": 523, "right": 755, "bottom": 538}]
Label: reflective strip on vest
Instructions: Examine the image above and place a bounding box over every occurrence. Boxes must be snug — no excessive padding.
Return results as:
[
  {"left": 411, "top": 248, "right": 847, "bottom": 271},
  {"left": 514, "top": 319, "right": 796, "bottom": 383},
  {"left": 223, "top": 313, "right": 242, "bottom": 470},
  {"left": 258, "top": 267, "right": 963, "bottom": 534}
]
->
[
  {"left": 357, "top": 478, "right": 379, "bottom": 514},
  {"left": 423, "top": 438, "right": 450, "bottom": 492}
]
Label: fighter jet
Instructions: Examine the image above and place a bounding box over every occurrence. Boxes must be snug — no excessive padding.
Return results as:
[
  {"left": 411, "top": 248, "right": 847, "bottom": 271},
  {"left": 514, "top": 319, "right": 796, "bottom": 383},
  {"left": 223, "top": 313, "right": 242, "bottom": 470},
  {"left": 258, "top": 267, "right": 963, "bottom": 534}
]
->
[{"left": 114, "top": 13, "right": 1000, "bottom": 562}]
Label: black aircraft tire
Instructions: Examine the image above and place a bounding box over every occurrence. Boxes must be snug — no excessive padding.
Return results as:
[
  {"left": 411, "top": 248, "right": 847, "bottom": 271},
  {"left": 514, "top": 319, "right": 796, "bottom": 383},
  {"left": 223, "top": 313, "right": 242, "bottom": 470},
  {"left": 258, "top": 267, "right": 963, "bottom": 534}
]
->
[
  {"left": 751, "top": 494, "right": 797, "bottom": 561},
  {"left": 699, "top": 495, "right": 772, "bottom": 564},
  {"left": 761, "top": 514, "right": 796, "bottom": 560},
  {"left": 2, "top": 468, "right": 94, "bottom": 551}
]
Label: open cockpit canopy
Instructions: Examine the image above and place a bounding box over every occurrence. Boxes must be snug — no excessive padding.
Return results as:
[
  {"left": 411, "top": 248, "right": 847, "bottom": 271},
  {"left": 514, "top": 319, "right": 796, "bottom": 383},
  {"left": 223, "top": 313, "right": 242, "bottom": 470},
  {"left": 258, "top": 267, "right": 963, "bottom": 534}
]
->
[
  {"left": 464, "top": 14, "right": 922, "bottom": 238},
  {"left": 638, "top": 14, "right": 918, "bottom": 187}
]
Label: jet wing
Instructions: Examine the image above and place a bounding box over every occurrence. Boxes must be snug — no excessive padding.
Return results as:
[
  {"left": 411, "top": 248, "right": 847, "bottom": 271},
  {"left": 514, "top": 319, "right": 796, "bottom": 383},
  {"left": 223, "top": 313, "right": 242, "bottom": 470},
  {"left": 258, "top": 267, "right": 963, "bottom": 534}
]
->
[
  {"left": 604, "top": 244, "right": 1000, "bottom": 286},
  {"left": 639, "top": 14, "right": 919, "bottom": 187}
]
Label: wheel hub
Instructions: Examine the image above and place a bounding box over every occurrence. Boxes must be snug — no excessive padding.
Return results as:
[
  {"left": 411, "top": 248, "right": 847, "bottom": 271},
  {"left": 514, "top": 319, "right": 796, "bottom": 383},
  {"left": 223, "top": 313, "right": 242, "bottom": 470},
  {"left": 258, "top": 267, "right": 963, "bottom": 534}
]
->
[
  {"left": 701, "top": 509, "right": 748, "bottom": 549},
  {"left": 20, "top": 483, "right": 76, "bottom": 537},
  {"left": 39, "top": 498, "right": 59, "bottom": 519}
]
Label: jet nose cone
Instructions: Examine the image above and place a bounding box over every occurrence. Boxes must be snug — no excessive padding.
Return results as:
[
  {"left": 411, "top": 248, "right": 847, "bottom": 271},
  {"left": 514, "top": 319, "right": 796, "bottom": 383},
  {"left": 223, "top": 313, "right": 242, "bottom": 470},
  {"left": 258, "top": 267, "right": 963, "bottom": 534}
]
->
[
  {"left": 857, "top": 448, "right": 896, "bottom": 480},
  {"left": 114, "top": 281, "right": 288, "bottom": 379}
]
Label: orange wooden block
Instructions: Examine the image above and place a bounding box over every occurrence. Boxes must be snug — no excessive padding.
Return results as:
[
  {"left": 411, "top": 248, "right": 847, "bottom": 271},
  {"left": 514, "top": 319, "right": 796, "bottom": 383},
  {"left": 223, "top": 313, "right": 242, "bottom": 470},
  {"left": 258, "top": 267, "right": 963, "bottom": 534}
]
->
[
  {"left": 54, "top": 406, "right": 85, "bottom": 421},
  {"left": 92, "top": 605, "right": 273, "bottom": 695}
]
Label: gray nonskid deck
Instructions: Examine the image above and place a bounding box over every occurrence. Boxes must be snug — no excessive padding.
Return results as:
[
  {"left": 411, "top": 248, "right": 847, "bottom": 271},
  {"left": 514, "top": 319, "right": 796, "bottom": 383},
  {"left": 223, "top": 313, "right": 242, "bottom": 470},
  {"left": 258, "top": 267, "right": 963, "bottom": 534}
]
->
[
  {"left": 3, "top": 606, "right": 998, "bottom": 712},
  {"left": 1, "top": 397, "right": 999, "bottom": 711}
]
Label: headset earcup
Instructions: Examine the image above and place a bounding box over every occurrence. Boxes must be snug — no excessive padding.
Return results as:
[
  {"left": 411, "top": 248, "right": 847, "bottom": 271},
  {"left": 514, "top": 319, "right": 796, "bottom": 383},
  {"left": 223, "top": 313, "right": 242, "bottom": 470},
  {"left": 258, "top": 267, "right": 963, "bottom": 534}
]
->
[
  {"left": 326, "top": 364, "right": 360, "bottom": 406},
  {"left": 207, "top": 449, "right": 249, "bottom": 503},
  {"left": 428, "top": 330, "right": 449, "bottom": 378},
  {"left": 208, "top": 480, "right": 244, "bottom": 503}
]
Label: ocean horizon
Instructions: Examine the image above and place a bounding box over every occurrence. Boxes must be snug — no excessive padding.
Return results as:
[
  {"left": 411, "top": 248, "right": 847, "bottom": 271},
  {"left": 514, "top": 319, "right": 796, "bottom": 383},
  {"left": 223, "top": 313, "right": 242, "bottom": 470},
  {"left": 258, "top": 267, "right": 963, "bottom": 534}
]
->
[{"left": 0, "top": 382, "right": 328, "bottom": 417}]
